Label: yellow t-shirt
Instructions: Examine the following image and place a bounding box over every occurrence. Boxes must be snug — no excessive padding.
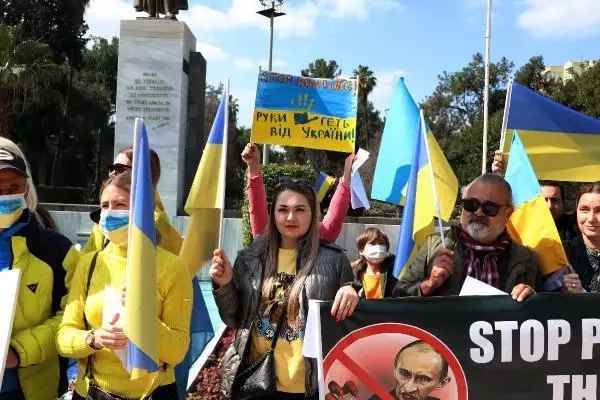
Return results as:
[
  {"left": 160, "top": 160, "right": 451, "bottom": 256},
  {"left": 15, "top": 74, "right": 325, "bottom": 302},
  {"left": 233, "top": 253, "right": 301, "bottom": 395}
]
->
[
  {"left": 250, "top": 248, "right": 305, "bottom": 393},
  {"left": 362, "top": 273, "right": 383, "bottom": 299}
]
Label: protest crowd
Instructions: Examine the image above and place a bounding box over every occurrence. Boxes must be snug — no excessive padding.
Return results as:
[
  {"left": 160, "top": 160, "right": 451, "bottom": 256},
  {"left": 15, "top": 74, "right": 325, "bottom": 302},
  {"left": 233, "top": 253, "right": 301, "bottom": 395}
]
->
[{"left": 2, "top": 20, "right": 600, "bottom": 400}]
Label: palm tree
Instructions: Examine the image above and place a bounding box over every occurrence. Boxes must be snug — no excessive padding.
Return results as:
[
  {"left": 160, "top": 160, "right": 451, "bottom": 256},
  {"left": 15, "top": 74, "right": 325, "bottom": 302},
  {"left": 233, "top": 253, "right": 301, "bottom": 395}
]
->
[
  {"left": 352, "top": 65, "right": 377, "bottom": 149},
  {"left": 301, "top": 59, "right": 342, "bottom": 79},
  {"left": 0, "top": 24, "right": 59, "bottom": 137}
]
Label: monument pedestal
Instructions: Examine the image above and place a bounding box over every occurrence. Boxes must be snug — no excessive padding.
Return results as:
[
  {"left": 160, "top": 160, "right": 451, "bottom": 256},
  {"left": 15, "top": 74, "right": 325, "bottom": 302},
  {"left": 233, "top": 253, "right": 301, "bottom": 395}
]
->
[{"left": 115, "top": 19, "right": 196, "bottom": 218}]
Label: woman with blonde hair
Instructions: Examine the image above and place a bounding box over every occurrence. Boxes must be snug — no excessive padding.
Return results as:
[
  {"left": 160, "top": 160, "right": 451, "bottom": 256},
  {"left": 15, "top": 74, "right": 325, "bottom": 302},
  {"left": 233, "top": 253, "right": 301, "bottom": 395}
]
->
[{"left": 57, "top": 170, "right": 192, "bottom": 399}]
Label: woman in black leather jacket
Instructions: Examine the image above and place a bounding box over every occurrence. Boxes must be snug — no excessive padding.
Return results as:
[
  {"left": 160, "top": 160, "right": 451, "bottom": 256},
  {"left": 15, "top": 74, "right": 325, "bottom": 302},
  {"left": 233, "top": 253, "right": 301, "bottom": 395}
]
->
[{"left": 210, "top": 179, "right": 358, "bottom": 399}]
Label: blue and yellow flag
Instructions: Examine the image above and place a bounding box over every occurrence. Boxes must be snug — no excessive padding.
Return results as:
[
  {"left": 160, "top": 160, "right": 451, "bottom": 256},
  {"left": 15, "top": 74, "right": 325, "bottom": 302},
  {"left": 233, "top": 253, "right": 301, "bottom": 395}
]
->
[
  {"left": 504, "top": 82, "right": 600, "bottom": 182},
  {"left": 315, "top": 172, "right": 335, "bottom": 202},
  {"left": 504, "top": 131, "right": 568, "bottom": 275},
  {"left": 179, "top": 92, "right": 228, "bottom": 276},
  {"left": 372, "top": 78, "right": 420, "bottom": 204},
  {"left": 175, "top": 88, "right": 227, "bottom": 398},
  {"left": 393, "top": 111, "right": 458, "bottom": 278},
  {"left": 125, "top": 119, "right": 159, "bottom": 380}
]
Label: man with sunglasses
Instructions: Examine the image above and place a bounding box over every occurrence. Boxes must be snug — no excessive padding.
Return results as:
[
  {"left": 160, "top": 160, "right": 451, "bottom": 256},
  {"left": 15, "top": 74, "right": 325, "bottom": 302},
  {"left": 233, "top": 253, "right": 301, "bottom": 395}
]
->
[{"left": 394, "top": 173, "right": 540, "bottom": 302}]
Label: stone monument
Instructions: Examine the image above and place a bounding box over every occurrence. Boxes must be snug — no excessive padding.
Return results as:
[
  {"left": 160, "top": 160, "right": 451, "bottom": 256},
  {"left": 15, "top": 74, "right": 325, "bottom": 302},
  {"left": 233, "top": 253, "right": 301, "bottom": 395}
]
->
[{"left": 115, "top": 19, "right": 203, "bottom": 218}]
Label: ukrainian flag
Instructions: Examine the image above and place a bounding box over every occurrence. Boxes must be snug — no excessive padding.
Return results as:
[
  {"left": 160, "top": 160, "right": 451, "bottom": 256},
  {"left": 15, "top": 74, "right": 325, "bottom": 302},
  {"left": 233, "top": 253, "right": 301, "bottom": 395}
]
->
[
  {"left": 125, "top": 119, "right": 159, "bottom": 380},
  {"left": 503, "top": 82, "right": 600, "bottom": 182},
  {"left": 175, "top": 89, "right": 228, "bottom": 398},
  {"left": 314, "top": 172, "right": 335, "bottom": 202},
  {"left": 180, "top": 92, "right": 228, "bottom": 276},
  {"left": 393, "top": 110, "right": 458, "bottom": 278},
  {"left": 372, "top": 78, "right": 420, "bottom": 204},
  {"left": 504, "top": 131, "right": 567, "bottom": 275}
]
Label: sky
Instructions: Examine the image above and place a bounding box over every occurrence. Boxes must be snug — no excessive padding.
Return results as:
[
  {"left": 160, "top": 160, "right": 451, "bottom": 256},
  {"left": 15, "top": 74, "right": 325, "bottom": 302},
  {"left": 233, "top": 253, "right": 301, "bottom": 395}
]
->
[{"left": 85, "top": 0, "right": 600, "bottom": 127}]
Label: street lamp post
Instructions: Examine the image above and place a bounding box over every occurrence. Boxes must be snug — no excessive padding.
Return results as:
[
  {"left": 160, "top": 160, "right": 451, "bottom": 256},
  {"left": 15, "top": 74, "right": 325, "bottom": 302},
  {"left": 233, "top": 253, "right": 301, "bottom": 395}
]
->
[{"left": 257, "top": 0, "right": 285, "bottom": 165}]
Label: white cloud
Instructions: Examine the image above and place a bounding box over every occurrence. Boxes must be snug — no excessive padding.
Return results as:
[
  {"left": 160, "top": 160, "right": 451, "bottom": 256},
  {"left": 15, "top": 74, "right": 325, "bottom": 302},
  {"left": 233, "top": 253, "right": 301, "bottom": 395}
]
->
[
  {"left": 234, "top": 57, "right": 256, "bottom": 70},
  {"left": 84, "top": 0, "right": 136, "bottom": 39},
  {"left": 371, "top": 69, "right": 407, "bottom": 114},
  {"left": 196, "top": 42, "right": 228, "bottom": 62},
  {"left": 518, "top": 0, "right": 600, "bottom": 38}
]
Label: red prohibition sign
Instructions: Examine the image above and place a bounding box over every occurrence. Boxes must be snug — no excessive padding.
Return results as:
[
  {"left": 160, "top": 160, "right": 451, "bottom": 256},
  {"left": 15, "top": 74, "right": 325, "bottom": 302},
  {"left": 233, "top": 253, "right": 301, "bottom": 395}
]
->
[{"left": 323, "top": 323, "right": 468, "bottom": 400}]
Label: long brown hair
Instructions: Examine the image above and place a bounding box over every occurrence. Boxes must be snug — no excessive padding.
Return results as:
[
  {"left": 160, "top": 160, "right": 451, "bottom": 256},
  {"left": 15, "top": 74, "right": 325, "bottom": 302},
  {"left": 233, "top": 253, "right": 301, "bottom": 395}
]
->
[{"left": 262, "top": 181, "right": 320, "bottom": 319}]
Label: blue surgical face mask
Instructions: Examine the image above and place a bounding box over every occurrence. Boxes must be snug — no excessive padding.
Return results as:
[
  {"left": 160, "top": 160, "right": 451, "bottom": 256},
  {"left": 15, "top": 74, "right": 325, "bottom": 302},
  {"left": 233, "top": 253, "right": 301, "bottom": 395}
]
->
[
  {"left": 99, "top": 209, "right": 130, "bottom": 246},
  {"left": 0, "top": 194, "right": 26, "bottom": 228}
]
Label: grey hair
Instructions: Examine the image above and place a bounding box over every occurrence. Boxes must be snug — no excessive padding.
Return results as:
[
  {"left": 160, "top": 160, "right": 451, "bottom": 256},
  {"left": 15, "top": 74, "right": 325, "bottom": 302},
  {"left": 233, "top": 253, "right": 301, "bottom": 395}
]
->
[{"left": 461, "top": 173, "right": 514, "bottom": 208}]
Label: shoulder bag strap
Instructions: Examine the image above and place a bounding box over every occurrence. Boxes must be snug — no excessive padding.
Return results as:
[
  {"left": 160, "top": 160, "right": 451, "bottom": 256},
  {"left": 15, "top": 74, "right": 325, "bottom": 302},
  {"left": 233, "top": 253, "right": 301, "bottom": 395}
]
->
[{"left": 83, "top": 251, "right": 100, "bottom": 381}]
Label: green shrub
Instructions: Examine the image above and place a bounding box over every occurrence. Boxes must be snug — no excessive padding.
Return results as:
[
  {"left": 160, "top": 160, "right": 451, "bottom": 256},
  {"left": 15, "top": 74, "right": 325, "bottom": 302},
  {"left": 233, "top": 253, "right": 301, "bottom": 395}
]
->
[{"left": 242, "top": 164, "right": 316, "bottom": 247}]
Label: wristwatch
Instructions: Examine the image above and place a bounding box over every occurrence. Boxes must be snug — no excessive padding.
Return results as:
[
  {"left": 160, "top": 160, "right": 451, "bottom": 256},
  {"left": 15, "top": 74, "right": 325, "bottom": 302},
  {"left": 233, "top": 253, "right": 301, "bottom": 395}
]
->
[{"left": 86, "top": 330, "right": 102, "bottom": 350}]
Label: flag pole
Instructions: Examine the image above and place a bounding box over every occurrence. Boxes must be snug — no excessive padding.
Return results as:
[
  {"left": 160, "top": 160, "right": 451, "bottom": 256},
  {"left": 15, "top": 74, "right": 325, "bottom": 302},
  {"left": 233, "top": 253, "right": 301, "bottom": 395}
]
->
[
  {"left": 419, "top": 109, "right": 446, "bottom": 247},
  {"left": 482, "top": 0, "right": 492, "bottom": 174},
  {"left": 499, "top": 78, "right": 513, "bottom": 153},
  {"left": 218, "top": 80, "right": 230, "bottom": 249}
]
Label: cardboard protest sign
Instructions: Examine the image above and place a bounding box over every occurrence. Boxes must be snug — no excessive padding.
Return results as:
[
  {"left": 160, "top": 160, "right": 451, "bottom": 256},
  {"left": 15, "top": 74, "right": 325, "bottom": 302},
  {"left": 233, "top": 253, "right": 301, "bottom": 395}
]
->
[{"left": 252, "top": 71, "right": 358, "bottom": 153}]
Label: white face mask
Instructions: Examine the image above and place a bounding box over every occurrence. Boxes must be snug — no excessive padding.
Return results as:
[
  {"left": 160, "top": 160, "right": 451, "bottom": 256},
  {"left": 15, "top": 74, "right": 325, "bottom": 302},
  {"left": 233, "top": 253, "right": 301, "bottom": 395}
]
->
[
  {"left": 0, "top": 193, "right": 26, "bottom": 229},
  {"left": 362, "top": 244, "right": 389, "bottom": 263}
]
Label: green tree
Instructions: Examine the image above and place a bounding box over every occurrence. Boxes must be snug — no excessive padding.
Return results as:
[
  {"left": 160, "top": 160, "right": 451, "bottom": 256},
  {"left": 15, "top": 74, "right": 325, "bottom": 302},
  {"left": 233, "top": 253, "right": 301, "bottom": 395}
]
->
[
  {"left": 301, "top": 59, "right": 341, "bottom": 79},
  {"left": 0, "top": 24, "right": 60, "bottom": 137},
  {"left": 422, "top": 53, "right": 513, "bottom": 145},
  {"left": 352, "top": 65, "right": 377, "bottom": 149},
  {"left": 514, "top": 55, "right": 558, "bottom": 95},
  {"left": 1, "top": 0, "right": 90, "bottom": 66}
]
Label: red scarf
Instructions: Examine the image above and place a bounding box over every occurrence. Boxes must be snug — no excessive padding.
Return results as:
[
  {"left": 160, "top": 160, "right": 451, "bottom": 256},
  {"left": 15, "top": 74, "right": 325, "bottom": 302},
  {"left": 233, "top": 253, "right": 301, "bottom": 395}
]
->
[{"left": 459, "top": 228, "right": 511, "bottom": 289}]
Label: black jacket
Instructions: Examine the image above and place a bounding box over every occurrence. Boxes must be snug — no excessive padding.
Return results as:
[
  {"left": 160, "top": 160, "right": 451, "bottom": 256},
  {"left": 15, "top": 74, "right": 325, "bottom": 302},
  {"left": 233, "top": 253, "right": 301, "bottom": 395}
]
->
[
  {"left": 213, "top": 236, "right": 354, "bottom": 398},
  {"left": 564, "top": 234, "right": 595, "bottom": 291},
  {"left": 555, "top": 213, "right": 579, "bottom": 243},
  {"left": 353, "top": 255, "right": 398, "bottom": 298}
]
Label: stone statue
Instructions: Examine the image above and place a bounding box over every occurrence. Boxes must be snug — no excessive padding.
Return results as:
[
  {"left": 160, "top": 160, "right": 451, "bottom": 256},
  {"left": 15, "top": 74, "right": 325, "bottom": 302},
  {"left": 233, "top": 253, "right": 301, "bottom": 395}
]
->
[{"left": 134, "top": 0, "right": 188, "bottom": 18}]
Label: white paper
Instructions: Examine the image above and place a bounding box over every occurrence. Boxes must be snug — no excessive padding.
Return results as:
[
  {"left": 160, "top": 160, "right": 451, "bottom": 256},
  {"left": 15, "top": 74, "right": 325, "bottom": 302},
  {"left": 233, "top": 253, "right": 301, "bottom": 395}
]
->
[
  {"left": 103, "top": 285, "right": 129, "bottom": 370},
  {"left": 0, "top": 269, "right": 21, "bottom": 389},
  {"left": 352, "top": 148, "right": 370, "bottom": 173},
  {"left": 459, "top": 276, "right": 508, "bottom": 296},
  {"left": 350, "top": 171, "right": 370, "bottom": 210},
  {"left": 302, "top": 300, "right": 323, "bottom": 358}
]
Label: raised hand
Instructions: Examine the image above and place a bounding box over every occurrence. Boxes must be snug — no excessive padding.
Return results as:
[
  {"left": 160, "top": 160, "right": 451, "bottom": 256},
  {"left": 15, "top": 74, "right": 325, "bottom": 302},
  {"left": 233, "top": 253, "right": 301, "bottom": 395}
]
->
[
  {"left": 241, "top": 143, "right": 261, "bottom": 176},
  {"left": 210, "top": 249, "right": 233, "bottom": 289}
]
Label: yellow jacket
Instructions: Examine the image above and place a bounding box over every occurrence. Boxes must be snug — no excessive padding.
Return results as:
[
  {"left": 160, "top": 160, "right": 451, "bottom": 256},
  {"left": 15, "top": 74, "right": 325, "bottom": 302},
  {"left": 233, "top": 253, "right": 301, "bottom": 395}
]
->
[
  {"left": 57, "top": 242, "right": 192, "bottom": 398},
  {"left": 8, "top": 211, "right": 80, "bottom": 399},
  {"left": 82, "top": 191, "right": 183, "bottom": 255}
]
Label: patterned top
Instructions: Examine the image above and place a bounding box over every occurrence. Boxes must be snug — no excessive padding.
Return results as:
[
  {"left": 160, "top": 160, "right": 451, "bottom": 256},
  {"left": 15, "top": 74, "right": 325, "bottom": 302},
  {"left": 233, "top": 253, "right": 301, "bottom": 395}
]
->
[
  {"left": 586, "top": 246, "right": 600, "bottom": 293},
  {"left": 250, "top": 248, "right": 305, "bottom": 393}
]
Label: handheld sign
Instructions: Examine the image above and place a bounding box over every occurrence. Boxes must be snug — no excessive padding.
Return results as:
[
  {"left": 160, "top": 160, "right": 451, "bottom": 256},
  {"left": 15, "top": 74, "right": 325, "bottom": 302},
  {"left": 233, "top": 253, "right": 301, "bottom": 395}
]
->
[
  {"left": 252, "top": 71, "right": 358, "bottom": 153},
  {"left": 0, "top": 269, "right": 21, "bottom": 388}
]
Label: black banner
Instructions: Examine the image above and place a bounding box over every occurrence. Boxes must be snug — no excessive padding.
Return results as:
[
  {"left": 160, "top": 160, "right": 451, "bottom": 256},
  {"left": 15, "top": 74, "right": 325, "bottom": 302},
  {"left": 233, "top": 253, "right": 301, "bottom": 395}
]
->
[{"left": 319, "top": 294, "right": 600, "bottom": 400}]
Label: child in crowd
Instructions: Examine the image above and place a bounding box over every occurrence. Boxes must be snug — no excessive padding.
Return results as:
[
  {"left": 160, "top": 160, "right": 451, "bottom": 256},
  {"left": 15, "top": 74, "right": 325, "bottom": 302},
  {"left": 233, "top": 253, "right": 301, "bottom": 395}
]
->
[{"left": 352, "top": 227, "right": 397, "bottom": 299}]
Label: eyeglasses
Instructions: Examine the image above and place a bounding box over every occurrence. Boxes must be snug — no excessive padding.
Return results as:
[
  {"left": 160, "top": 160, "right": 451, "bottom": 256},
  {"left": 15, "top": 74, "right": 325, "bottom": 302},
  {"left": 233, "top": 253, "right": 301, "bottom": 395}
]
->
[
  {"left": 278, "top": 176, "right": 311, "bottom": 186},
  {"left": 461, "top": 198, "right": 508, "bottom": 217},
  {"left": 108, "top": 163, "right": 132, "bottom": 174}
]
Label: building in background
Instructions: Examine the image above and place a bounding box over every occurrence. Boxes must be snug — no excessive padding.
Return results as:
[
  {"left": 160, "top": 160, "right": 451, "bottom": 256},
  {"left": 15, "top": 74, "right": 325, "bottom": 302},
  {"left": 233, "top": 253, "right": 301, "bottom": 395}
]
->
[{"left": 543, "top": 60, "right": 598, "bottom": 82}]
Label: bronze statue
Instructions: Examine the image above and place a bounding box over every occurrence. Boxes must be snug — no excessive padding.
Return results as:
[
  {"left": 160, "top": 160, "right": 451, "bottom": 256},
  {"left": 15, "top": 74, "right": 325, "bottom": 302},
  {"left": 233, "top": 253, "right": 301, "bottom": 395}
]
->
[{"left": 134, "top": 0, "right": 188, "bottom": 18}]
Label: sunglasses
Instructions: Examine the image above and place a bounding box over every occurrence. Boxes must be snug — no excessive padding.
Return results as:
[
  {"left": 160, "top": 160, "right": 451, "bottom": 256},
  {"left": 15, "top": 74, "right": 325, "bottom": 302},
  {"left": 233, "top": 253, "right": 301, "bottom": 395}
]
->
[
  {"left": 461, "top": 198, "right": 507, "bottom": 217},
  {"left": 278, "top": 176, "right": 311, "bottom": 186},
  {"left": 108, "top": 163, "right": 132, "bottom": 174}
]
